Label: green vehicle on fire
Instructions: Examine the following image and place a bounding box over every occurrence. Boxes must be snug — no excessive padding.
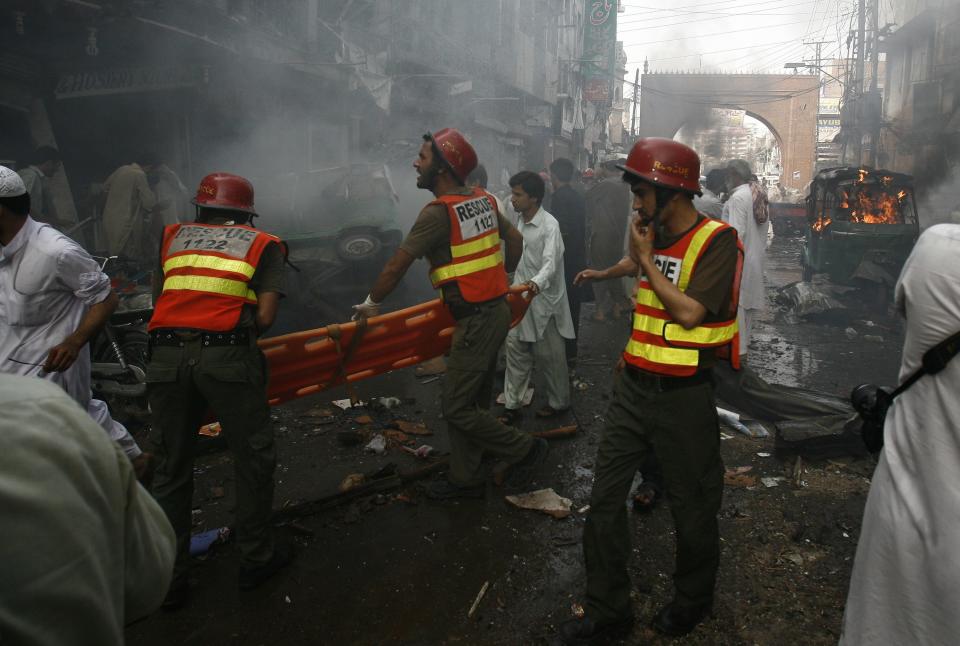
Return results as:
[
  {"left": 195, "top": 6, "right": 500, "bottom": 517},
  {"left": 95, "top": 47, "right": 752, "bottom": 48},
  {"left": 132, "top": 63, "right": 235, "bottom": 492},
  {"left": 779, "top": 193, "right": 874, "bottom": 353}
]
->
[{"left": 801, "top": 167, "right": 919, "bottom": 304}]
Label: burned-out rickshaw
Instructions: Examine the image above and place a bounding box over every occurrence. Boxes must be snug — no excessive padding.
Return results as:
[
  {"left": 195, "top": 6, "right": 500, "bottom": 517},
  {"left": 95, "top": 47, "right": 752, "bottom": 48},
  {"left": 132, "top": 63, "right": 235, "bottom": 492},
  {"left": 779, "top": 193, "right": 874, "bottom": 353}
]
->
[{"left": 801, "top": 167, "right": 919, "bottom": 303}]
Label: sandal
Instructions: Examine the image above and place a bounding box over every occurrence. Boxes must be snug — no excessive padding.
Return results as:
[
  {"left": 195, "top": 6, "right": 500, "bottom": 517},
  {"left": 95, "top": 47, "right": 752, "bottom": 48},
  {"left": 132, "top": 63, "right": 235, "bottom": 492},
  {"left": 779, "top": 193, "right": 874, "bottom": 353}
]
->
[
  {"left": 631, "top": 481, "right": 661, "bottom": 513},
  {"left": 535, "top": 405, "right": 569, "bottom": 419}
]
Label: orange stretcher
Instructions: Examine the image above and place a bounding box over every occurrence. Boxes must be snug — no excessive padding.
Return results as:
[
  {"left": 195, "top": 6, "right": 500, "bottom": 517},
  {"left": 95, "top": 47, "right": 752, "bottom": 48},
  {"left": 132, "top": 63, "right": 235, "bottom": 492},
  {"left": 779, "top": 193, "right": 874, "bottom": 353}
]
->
[{"left": 258, "top": 285, "right": 532, "bottom": 407}]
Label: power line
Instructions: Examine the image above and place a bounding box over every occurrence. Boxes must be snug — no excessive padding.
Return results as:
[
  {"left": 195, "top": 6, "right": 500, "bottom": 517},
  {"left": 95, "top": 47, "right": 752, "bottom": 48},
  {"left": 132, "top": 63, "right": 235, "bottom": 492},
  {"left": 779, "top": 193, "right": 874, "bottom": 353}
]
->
[
  {"left": 619, "top": 0, "right": 816, "bottom": 22},
  {"left": 619, "top": 0, "right": 805, "bottom": 16},
  {"left": 621, "top": 19, "right": 814, "bottom": 47}
]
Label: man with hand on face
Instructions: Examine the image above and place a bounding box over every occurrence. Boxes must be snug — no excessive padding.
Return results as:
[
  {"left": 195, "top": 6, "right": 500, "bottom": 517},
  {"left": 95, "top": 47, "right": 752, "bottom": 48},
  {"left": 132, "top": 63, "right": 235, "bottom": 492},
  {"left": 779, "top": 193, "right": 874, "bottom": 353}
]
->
[
  {"left": 500, "top": 171, "right": 574, "bottom": 423},
  {"left": 353, "top": 129, "right": 549, "bottom": 500},
  {"left": 560, "top": 139, "right": 741, "bottom": 644}
]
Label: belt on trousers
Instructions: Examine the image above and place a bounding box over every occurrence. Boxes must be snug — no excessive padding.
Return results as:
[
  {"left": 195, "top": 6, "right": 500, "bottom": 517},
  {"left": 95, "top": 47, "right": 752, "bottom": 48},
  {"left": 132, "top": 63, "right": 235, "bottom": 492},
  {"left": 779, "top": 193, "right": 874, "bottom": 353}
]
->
[
  {"left": 446, "top": 295, "right": 505, "bottom": 321},
  {"left": 625, "top": 364, "right": 712, "bottom": 392},
  {"left": 150, "top": 329, "right": 251, "bottom": 348}
]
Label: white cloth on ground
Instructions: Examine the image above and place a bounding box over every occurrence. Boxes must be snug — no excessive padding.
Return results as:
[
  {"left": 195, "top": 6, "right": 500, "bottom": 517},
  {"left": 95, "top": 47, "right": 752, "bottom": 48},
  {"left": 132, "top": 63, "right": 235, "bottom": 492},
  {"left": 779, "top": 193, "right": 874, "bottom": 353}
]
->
[
  {"left": 0, "top": 217, "right": 141, "bottom": 457},
  {"left": 840, "top": 224, "right": 960, "bottom": 646},
  {"left": 504, "top": 316, "right": 570, "bottom": 411},
  {"left": 722, "top": 183, "right": 767, "bottom": 310},
  {"left": 0, "top": 375, "right": 174, "bottom": 645},
  {"left": 511, "top": 206, "right": 575, "bottom": 342}
]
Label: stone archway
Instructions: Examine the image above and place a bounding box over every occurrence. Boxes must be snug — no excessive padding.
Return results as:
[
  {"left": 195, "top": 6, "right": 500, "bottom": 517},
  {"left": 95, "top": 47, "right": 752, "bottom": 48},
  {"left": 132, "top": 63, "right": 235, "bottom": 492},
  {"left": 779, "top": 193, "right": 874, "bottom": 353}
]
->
[{"left": 638, "top": 73, "right": 820, "bottom": 189}]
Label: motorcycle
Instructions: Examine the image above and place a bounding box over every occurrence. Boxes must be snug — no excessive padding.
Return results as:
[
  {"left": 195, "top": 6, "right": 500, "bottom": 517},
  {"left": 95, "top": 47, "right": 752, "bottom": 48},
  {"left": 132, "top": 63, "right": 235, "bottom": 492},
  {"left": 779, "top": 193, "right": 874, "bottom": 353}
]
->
[{"left": 90, "top": 256, "right": 152, "bottom": 423}]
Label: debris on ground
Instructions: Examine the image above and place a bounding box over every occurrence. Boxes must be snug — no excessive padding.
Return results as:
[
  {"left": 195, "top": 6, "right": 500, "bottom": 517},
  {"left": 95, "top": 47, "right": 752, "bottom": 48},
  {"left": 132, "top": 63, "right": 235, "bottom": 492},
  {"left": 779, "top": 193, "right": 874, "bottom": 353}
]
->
[
  {"left": 390, "top": 420, "right": 432, "bottom": 435},
  {"left": 354, "top": 415, "right": 374, "bottom": 425},
  {"left": 467, "top": 581, "right": 490, "bottom": 620},
  {"left": 761, "top": 477, "right": 785, "bottom": 488},
  {"left": 724, "top": 466, "right": 757, "bottom": 488},
  {"left": 401, "top": 444, "right": 435, "bottom": 458},
  {"left": 504, "top": 488, "right": 573, "bottom": 518},
  {"left": 382, "top": 430, "right": 411, "bottom": 444},
  {"left": 776, "top": 281, "right": 844, "bottom": 318},
  {"left": 371, "top": 396, "right": 402, "bottom": 410},
  {"left": 189, "top": 527, "right": 230, "bottom": 557},
  {"left": 364, "top": 434, "right": 387, "bottom": 455},
  {"left": 332, "top": 399, "right": 357, "bottom": 410},
  {"left": 338, "top": 473, "right": 366, "bottom": 492},
  {"left": 717, "top": 406, "right": 770, "bottom": 438},
  {"left": 199, "top": 421, "right": 221, "bottom": 437},
  {"left": 774, "top": 415, "right": 869, "bottom": 460}
]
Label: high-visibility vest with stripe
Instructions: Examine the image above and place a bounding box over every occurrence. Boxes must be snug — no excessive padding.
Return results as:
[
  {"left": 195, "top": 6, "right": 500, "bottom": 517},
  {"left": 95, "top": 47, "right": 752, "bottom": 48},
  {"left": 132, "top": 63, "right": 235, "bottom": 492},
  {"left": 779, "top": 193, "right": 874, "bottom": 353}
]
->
[
  {"left": 428, "top": 188, "right": 508, "bottom": 303},
  {"left": 623, "top": 217, "right": 742, "bottom": 376},
  {"left": 149, "top": 223, "right": 280, "bottom": 332}
]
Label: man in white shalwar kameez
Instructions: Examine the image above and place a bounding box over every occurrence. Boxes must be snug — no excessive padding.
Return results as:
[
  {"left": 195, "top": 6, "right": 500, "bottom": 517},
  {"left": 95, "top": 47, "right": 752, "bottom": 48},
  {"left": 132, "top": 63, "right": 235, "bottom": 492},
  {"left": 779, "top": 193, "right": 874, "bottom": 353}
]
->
[
  {"left": 0, "top": 166, "right": 146, "bottom": 473},
  {"left": 840, "top": 224, "right": 960, "bottom": 646},
  {"left": 721, "top": 160, "right": 766, "bottom": 359},
  {"left": 502, "top": 171, "right": 574, "bottom": 420}
]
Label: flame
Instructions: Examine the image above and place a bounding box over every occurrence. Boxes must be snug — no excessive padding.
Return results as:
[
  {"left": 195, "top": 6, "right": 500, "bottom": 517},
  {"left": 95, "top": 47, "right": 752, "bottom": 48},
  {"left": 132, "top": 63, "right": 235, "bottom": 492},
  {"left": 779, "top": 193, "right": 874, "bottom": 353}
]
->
[{"left": 811, "top": 168, "right": 910, "bottom": 232}]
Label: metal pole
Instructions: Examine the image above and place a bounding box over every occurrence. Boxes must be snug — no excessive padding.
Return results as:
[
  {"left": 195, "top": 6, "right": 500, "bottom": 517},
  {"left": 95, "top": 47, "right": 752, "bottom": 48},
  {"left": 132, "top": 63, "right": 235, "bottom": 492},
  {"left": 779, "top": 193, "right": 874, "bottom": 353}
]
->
[
  {"left": 868, "top": 0, "right": 881, "bottom": 166},
  {"left": 630, "top": 68, "right": 639, "bottom": 137},
  {"left": 855, "top": 0, "right": 866, "bottom": 164}
]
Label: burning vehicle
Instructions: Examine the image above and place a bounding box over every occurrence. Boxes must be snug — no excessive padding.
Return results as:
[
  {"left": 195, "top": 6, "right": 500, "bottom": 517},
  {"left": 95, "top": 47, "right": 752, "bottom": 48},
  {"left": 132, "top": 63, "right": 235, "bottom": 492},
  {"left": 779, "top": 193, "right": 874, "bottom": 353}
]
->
[{"left": 801, "top": 167, "right": 919, "bottom": 300}]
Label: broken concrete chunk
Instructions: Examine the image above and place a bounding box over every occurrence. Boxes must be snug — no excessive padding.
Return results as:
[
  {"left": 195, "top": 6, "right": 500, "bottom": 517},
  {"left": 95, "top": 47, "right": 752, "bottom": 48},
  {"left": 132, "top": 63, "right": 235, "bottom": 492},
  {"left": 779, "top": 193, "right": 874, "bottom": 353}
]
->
[{"left": 504, "top": 488, "right": 573, "bottom": 519}]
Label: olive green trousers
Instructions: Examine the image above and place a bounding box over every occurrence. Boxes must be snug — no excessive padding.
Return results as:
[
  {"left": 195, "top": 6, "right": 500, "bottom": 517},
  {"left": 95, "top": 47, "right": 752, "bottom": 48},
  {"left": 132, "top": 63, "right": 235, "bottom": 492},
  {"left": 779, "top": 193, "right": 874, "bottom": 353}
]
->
[
  {"left": 147, "top": 335, "right": 275, "bottom": 585},
  {"left": 583, "top": 367, "right": 724, "bottom": 623}
]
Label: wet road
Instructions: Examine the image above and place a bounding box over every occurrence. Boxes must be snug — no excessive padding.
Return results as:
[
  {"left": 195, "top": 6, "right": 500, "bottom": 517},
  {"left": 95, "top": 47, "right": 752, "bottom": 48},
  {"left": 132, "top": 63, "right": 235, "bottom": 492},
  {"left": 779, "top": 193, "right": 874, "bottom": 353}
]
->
[{"left": 126, "top": 234, "right": 902, "bottom": 645}]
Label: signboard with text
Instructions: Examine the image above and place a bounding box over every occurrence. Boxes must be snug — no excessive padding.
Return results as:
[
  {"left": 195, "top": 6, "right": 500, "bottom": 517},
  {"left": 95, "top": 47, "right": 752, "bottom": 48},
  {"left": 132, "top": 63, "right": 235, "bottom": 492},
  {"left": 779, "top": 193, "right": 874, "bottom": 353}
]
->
[
  {"left": 583, "top": 1, "right": 617, "bottom": 103},
  {"left": 55, "top": 65, "right": 203, "bottom": 99}
]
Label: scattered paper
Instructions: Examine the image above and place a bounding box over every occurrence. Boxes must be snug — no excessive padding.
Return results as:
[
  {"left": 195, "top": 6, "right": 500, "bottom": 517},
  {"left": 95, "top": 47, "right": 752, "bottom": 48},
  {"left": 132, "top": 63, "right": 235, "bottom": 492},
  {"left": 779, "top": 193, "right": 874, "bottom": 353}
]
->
[
  {"left": 505, "top": 488, "right": 573, "bottom": 519},
  {"left": 761, "top": 476, "right": 784, "bottom": 488},
  {"left": 364, "top": 434, "right": 387, "bottom": 455}
]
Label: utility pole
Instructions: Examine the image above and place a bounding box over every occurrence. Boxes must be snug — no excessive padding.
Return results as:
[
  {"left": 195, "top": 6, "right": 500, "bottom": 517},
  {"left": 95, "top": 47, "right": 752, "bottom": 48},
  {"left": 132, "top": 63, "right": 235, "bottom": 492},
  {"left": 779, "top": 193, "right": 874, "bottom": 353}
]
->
[
  {"left": 867, "top": 0, "right": 881, "bottom": 166},
  {"left": 804, "top": 40, "right": 830, "bottom": 170},
  {"left": 630, "top": 67, "right": 639, "bottom": 137},
  {"left": 854, "top": 0, "right": 867, "bottom": 165}
]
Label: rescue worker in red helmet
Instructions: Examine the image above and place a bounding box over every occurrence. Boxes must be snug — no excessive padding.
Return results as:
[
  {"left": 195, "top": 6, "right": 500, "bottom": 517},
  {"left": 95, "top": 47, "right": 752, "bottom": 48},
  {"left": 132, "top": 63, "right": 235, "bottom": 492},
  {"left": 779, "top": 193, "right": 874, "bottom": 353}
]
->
[
  {"left": 353, "top": 128, "right": 549, "bottom": 499},
  {"left": 560, "top": 138, "right": 742, "bottom": 644},
  {"left": 147, "top": 172, "right": 291, "bottom": 609}
]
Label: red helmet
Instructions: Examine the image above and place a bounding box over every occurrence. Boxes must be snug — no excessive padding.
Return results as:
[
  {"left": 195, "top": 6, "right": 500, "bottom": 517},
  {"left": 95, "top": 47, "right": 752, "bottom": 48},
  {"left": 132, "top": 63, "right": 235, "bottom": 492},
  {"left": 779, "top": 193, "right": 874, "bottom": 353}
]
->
[
  {"left": 192, "top": 172, "right": 256, "bottom": 214},
  {"left": 427, "top": 128, "right": 477, "bottom": 183},
  {"left": 617, "top": 138, "right": 702, "bottom": 195},
  {"left": 582, "top": 168, "right": 595, "bottom": 179}
]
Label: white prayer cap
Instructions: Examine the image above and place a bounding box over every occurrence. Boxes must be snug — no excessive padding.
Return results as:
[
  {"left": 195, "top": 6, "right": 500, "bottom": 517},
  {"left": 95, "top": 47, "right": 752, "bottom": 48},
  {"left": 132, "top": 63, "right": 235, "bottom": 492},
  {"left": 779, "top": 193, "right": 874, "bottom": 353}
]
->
[{"left": 0, "top": 166, "right": 27, "bottom": 197}]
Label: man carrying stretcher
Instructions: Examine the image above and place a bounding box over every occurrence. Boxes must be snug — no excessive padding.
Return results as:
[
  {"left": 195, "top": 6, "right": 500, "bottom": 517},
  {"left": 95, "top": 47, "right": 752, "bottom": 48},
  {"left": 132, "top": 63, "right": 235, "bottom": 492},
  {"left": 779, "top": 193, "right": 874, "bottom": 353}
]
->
[{"left": 353, "top": 128, "right": 549, "bottom": 499}]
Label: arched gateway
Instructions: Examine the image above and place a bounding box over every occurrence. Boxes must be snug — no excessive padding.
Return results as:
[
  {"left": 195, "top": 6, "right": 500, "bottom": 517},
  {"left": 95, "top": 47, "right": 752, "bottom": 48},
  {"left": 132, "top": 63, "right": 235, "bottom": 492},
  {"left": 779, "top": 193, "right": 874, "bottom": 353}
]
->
[{"left": 638, "top": 73, "right": 820, "bottom": 190}]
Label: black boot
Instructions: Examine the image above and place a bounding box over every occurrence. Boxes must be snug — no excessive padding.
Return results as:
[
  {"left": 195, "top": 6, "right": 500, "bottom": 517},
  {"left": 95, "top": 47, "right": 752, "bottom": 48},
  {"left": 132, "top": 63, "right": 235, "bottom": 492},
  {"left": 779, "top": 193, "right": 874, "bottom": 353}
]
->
[{"left": 651, "top": 600, "right": 713, "bottom": 637}]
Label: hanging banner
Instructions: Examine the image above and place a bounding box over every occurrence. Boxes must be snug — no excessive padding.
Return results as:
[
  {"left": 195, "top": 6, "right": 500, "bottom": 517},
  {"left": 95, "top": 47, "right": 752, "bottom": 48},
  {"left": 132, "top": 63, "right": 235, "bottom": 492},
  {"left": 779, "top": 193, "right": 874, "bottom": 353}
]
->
[{"left": 583, "top": 1, "right": 617, "bottom": 103}]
